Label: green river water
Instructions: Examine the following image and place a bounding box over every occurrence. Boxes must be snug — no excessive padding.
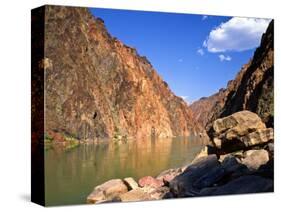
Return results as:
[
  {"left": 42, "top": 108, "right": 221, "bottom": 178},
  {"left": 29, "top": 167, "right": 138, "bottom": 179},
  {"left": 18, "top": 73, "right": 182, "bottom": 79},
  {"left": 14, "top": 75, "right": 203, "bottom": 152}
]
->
[{"left": 45, "top": 136, "right": 205, "bottom": 206}]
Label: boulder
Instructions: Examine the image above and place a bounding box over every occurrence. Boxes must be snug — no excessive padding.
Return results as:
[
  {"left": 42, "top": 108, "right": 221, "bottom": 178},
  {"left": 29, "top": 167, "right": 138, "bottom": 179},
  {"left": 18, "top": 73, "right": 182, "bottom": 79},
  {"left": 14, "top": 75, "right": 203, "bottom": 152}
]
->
[
  {"left": 169, "top": 154, "right": 220, "bottom": 197},
  {"left": 87, "top": 179, "right": 128, "bottom": 203},
  {"left": 209, "top": 111, "right": 273, "bottom": 153},
  {"left": 156, "top": 168, "right": 182, "bottom": 184},
  {"left": 241, "top": 128, "right": 273, "bottom": 147},
  {"left": 123, "top": 177, "right": 139, "bottom": 190},
  {"left": 119, "top": 188, "right": 152, "bottom": 202},
  {"left": 138, "top": 176, "right": 164, "bottom": 188},
  {"left": 149, "top": 186, "right": 170, "bottom": 200},
  {"left": 199, "top": 175, "right": 273, "bottom": 196},
  {"left": 213, "top": 111, "right": 266, "bottom": 136},
  {"left": 242, "top": 149, "right": 269, "bottom": 170},
  {"left": 220, "top": 155, "right": 242, "bottom": 173},
  {"left": 220, "top": 154, "right": 252, "bottom": 179},
  {"left": 254, "top": 159, "right": 274, "bottom": 179},
  {"left": 219, "top": 151, "right": 243, "bottom": 162},
  {"left": 87, "top": 190, "right": 105, "bottom": 204},
  {"left": 193, "top": 165, "right": 226, "bottom": 189}
]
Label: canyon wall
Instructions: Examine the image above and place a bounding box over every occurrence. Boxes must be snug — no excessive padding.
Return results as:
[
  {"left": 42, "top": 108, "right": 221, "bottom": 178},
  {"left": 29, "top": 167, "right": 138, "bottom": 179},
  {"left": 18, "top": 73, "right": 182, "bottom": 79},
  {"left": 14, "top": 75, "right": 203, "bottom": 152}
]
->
[
  {"left": 191, "top": 20, "right": 274, "bottom": 130},
  {"left": 43, "top": 6, "right": 201, "bottom": 140}
]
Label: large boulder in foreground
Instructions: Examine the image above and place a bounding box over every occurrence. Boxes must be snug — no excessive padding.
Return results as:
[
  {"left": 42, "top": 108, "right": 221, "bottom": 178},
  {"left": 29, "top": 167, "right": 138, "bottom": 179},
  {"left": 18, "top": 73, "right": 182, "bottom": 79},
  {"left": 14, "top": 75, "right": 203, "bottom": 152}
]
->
[
  {"left": 199, "top": 175, "right": 273, "bottom": 196},
  {"left": 241, "top": 149, "right": 269, "bottom": 170},
  {"left": 208, "top": 111, "right": 273, "bottom": 153},
  {"left": 241, "top": 128, "right": 273, "bottom": 147},
  {"left": 212, "top": 110, "right": 265, "bottom": 138},
  {"left": 169, "top": 155, "right": 220, "bottom": 197},
  {"left": 87, "top": 179, "right": 128, "bottom": 203}
]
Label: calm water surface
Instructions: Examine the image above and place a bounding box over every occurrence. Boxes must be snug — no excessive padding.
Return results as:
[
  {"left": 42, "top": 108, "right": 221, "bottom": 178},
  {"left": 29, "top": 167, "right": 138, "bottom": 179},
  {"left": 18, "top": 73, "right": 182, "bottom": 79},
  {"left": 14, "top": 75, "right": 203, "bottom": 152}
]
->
[{"left": 45, "top": 136, "right": 205, "bottom": 205}]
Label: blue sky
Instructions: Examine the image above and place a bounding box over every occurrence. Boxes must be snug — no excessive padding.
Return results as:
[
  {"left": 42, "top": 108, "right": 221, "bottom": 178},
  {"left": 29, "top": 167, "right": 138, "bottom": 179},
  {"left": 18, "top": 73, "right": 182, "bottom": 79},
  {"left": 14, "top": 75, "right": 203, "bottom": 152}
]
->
[{"left": 89, "top": 8, "right": 270, "bottom": 103}]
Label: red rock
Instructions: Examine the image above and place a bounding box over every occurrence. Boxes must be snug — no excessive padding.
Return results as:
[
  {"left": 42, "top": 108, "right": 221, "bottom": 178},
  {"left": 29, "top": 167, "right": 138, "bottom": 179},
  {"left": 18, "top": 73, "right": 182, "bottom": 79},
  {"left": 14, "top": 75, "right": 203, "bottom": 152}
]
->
[
  {"left": 156, "top": 168, "right": 182, "bottom": 183},
  {"left": 138, "top": 176, "right": 164, "bottom": 188},
  {"left": 43, "top": 6, "right": 202, "bottom": 141}
]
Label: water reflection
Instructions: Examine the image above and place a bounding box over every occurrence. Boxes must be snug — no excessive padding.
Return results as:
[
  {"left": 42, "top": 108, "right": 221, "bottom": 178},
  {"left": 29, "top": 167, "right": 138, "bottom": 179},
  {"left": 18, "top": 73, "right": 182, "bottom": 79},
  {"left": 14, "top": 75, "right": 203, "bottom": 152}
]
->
[{"left": 45, "top": 136, "right": 205, "bottom": 205}]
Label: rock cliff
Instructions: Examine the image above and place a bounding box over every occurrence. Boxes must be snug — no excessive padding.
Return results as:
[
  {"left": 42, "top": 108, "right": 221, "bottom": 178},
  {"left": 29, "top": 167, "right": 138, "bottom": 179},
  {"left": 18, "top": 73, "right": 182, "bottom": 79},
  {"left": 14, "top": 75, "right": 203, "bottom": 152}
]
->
[
  {"left": 190, "top": 88, "right": 225, "bottom": 128},
  {"left": 43, "top": 6, "right": 201, "bottom": 140},
  {"left": 191, "top": 20, "right": 274, "bottom": 130}
]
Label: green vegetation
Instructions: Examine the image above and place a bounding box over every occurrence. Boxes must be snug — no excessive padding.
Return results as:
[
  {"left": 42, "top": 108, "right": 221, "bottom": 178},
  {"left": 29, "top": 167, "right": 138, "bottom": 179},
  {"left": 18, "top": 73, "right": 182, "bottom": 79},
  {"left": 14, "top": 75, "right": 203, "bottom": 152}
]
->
[
  {"left": 44, "top": 133, "right": 54, "bottom": 151},
  {"left": 44, "top": 132, "right": 80, "bottom": 151},
  {"left": 64, "top": 134, "right": 80, "bottom": 151}
]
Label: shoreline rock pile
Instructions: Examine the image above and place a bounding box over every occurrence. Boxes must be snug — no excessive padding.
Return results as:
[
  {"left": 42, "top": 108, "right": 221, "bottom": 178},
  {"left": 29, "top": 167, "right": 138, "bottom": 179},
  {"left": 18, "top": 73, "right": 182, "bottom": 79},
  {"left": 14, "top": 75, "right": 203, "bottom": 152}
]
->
[
  {"left": 170, "top": 110, "right": 273, "bottom": 197},
  {"left": 87, "top": 110, "right": 273, "bottom": 204}
]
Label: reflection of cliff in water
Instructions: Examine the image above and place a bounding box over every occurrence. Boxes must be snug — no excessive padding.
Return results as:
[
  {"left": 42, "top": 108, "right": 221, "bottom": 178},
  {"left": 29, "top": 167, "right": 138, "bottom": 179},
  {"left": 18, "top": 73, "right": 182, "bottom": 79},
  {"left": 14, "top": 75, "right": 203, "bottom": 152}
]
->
[{"left": 45, "top": 136, "right": 205, "bottom": 205}]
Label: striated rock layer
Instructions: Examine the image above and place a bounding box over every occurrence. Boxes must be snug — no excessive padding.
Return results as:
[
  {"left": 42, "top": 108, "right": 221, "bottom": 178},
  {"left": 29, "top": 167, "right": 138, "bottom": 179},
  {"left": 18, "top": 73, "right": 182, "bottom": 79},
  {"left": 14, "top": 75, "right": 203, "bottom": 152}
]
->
[
  {"left": 43, "top": 6, "right": 201, "bottom": 140},
  {"left": 191, "top": 20, "right": 274, "bottom": 130}
]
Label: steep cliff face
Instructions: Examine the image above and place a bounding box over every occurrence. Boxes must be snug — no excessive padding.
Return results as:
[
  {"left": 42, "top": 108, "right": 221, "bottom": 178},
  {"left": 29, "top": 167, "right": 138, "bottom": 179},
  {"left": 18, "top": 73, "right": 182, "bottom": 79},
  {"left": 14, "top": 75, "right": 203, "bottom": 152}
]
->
[
  {"left": 43, "top": 6, "right": 200, "bottom": 140},
  {"left": 218, "top": 20, "right": 274, "bottom": 127},
  {"left": 191, "top": 20, "right": 274, "bottom": 131}
]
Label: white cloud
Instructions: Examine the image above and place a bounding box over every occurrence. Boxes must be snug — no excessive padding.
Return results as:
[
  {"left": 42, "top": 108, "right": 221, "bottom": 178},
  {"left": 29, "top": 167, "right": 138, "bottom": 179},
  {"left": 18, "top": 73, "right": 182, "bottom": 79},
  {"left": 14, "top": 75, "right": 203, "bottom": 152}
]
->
[
  {"left": 202, "top": 15, "right": 208, "bottom": 20},
  {"left": 197, "top": 48, "right": 204, "bottom": 56},
  {"left": 218, "top": 54, "right": 232, "bottom": 62},
  {"left": 203, "top": 17, "right": 271, "bottom": 52}
]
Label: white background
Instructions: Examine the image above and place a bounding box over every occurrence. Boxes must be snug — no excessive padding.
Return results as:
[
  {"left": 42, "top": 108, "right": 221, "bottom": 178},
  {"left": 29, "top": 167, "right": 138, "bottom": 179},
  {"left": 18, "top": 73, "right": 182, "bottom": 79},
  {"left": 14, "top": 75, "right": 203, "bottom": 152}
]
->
[{"left": 0, "top": 0, "right": 280, "bottom": 211}]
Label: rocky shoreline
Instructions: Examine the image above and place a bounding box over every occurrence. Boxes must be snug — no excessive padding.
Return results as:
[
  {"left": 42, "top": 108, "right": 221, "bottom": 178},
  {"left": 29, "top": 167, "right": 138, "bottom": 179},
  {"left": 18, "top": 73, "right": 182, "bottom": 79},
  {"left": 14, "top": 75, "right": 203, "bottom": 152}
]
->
[{"left": 87, "top": 110, "right": 274, "bottom": 204}]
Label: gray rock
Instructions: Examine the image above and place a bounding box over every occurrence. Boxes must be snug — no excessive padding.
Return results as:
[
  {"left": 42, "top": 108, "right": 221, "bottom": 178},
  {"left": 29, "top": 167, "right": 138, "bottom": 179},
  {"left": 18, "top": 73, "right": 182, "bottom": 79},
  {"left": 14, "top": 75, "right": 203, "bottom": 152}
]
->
[
  {"left": 200, "top": 175, "right": 273, "bottom": 196},
  {"left": 169, "top": 154, "right": 219, "bottom": 197},
  {"left": 219, "top": 151, "right": 243, "bottom": 162},
  {"left": 221, "top": 155, "right": 242, "bottom": 173},
  {"left": 193, "top": 165, "right": 226, "bottom": 189},
  {"left": 267, "top": 142, "right": 274, "bottom": 153},
  {"left": 267, "top": 142, "right": 274, "bottom": 159},
  {"left": 242, "top": 149, "right": 269, "bottom": 170},
  {"left": 220, "top": 154, "right": 251, "bottom": 180}
]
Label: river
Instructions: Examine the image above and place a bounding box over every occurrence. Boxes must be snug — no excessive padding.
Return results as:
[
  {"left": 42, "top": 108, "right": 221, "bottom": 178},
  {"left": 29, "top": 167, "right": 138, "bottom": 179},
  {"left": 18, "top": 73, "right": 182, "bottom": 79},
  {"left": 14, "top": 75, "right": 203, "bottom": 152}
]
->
[{"left": 45, "top": 136, "right": 206, "bottom": 205}]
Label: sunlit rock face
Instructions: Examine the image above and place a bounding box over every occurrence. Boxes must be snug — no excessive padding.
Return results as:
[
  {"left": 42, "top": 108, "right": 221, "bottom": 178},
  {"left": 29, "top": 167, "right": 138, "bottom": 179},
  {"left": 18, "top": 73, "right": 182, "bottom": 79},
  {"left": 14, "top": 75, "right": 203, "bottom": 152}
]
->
[
  {"left": 191, "top": 20, "right": 274, "bottom": 131},
  {"left": 43, "top": 6, "right": 201, "bottom": 140}
]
